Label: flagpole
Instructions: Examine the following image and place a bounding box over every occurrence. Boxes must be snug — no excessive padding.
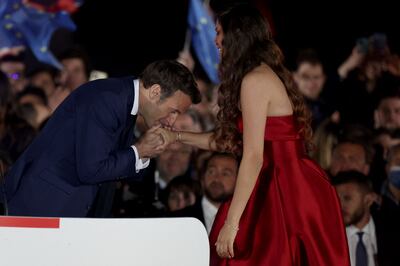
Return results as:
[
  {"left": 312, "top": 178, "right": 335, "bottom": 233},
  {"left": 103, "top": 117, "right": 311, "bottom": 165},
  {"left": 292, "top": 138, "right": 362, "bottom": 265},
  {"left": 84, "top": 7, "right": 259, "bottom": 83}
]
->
[
  {"left": 183, "top": 0, "right": 211, "bottom": 52},
  {"left": 183, "top": 29, "right": 192, "bottom": 52}
]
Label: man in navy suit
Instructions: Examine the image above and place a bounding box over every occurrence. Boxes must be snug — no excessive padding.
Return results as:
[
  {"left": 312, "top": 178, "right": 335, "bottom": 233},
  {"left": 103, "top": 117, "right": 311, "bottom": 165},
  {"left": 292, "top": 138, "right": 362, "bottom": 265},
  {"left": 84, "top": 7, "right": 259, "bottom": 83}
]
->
[{"left": 3, "top": 60, "right": 201, "bottom": 217}]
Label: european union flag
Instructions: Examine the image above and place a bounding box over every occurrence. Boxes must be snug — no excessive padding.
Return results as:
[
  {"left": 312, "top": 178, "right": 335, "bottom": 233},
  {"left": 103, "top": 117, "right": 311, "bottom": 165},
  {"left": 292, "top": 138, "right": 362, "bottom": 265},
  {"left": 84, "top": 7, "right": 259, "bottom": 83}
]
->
[
  {"left": 188, "top": 0, "right": 219, "bottom": 84},
  {"left": 0, "top": 0, "right": 76, "bottom": 69}
]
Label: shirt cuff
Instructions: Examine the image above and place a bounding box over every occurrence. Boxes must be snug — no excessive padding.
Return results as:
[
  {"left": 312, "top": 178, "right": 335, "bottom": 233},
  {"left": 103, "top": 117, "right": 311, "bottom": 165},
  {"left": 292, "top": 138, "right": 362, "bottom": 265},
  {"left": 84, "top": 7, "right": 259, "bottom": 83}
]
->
[{"left": 131, "top": 145, "right": 150, "bottom": 173}]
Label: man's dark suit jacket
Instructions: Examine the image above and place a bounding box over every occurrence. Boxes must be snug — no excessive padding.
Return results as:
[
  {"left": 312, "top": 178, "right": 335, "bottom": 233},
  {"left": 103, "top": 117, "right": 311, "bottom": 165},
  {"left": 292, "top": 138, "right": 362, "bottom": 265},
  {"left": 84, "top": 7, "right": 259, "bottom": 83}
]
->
[
  {"left": 4, "top": 77, "right": 143, "bottom": 217},
  {"left": 374, "top": 195, "right": 400, "bottom": 266}
]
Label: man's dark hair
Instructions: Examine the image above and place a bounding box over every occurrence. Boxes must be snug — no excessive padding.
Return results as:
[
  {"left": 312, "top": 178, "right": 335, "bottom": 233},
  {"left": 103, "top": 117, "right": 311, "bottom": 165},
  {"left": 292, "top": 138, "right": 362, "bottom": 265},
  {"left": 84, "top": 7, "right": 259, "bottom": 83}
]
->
[
  {"left": 295, "top": 48, "right": 323, "bottom": 69},
  {"left": 335, "top": 124, "right": 374, "bottom": 165},
  {"left": 26, "top": 65, "right": 57, "bottom": 80},
  {"left": 165, "top": 175, "right": 203, "bottom": 203},
  {"left": 332, "top": 170, "right": 373, "bottom": 193},
  {"left": 140, "top": 60, "right": 201, "bottom": 104},
  {"left": 58, "top": 47, "right": 92, "bottom": 79},
  {"left": 0, "top": 71, "right": 11, "bottom": 108},
  {"left": 375, "top": 74, "right": 400, "bottom": 106},
  {"left": 16, "top": 85, "right": 48, "bottom": 106},
  {"left": 201, "top": 152, "right": 239, "bottom": 178}
]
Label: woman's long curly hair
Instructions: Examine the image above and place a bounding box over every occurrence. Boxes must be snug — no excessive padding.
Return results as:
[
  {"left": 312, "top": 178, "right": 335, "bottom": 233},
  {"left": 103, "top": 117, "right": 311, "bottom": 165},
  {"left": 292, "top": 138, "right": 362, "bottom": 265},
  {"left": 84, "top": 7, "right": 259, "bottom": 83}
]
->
[{"left": 213, "top": 4, "right": 312, "bottom": 155}]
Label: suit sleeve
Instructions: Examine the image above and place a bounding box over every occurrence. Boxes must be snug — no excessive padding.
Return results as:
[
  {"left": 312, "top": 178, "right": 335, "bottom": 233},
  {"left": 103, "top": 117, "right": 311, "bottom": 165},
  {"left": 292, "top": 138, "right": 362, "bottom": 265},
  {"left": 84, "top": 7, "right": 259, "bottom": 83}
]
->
[{"left": 75, "top": 86, "right": 138, "bottom": 184}]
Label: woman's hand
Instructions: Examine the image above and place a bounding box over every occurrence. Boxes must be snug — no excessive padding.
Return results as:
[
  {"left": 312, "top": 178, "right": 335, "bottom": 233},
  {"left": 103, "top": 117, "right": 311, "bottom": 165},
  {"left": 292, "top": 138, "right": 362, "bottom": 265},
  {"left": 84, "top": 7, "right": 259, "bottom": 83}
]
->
[
  {"left": 215, "top": 222, "right": 239, "bottom": 259},
  {"left": 156, "top": 127, "right": 179, "bottom": 148}
]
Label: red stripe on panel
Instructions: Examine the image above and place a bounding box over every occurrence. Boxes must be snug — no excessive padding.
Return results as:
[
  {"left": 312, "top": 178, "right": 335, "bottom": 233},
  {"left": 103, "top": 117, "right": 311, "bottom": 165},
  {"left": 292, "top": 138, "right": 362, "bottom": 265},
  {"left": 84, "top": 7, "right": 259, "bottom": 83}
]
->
[{"left": 0, "top": 217, "right": 60, "bottom": 228}]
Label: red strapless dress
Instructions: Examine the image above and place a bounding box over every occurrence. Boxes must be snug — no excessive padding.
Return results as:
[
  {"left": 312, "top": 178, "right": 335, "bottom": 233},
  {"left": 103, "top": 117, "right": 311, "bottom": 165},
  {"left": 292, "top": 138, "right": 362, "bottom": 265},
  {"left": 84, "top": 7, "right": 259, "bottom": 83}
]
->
[{"left": 209, "top": 115, "right": 350, "bottom": 265}]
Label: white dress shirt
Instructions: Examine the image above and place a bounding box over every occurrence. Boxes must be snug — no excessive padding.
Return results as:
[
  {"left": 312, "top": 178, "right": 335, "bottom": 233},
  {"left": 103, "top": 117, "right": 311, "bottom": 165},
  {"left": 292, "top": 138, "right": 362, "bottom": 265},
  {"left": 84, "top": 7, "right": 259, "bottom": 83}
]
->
[
  {"left": 202, "top": 197, "right": 218, "bottom": 235},
  {"left": 130, "top": 79, "right": 150, "bottom": 172},
  {"left": 154, "top": 170, "right": 168, "bottom": 190},
  {"left": 346, "top": 217, "right": 378, "bottom": 266}
]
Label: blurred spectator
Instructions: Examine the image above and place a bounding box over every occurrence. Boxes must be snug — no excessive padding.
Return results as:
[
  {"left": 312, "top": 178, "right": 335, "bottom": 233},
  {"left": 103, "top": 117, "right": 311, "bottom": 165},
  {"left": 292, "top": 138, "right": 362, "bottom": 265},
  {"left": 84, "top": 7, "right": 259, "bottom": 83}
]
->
[
  {"left": 0, "top": 54, "right": 28, "bottom": 94},
  {"left": 45, "top": 47, "right": 92, "bottom": 112},
  {"left": 26, "top": 66, "right": 58, "bottom": 98},
  {"left": 192, "top": 76, "right": 218, "bottom": 131},
  {"left": 169, "top": 152, "right": 238, "bottom": 234},
  {"left": 16, "top": 85, "right": 48, "bottom": 106},
  {"left": 311, "top": 118, "right": 340, "bottom": 170},
  {"left": 373, "top": 128, "right": 400, "bottom": 160},
  {"left": 330, "top": 140, "right": 372, "bottom": 177},
  {"left": 16, "top": 103, "right": 38, "bottom": 130},
  {"left": 374, "top": 75, "right": 400, "bottom": 131},
  {"left": 165, "top": 175, "right": 202, "bottom": 212},
  {"left": 377, "top": 145, "right": 400, "bottom": 265},
  {"left": 333, "top": 171, "right": 377, "bottom": 266},
  {"left": 293, "top": 49, "right": 335, "bottom": 128},
  {"left": 336, "top": 33, "right": 400, "bottom": 128},
  {"left": 0, "top": 71, "right": 12, "bottom": 109},
  {"left": 382, "top": 145, "right": 400, "bottom": 207},
  {"left": 58, "top": 47, "right": 91, "bottom": 91},
  {"left": 156, "top": 142, "right": 194, "bottom": 189},
  {"left": 1, "top": 71, "right": 37, "bottom": 161},
  {"left": 15, "top": 86, "right": 51, "bottom": 129},
  {"left": 172, "top": 108, "right": 203, "bottom": 133},
  {"left": 177, "top": 50, "right": 218, "bottom": 131}
]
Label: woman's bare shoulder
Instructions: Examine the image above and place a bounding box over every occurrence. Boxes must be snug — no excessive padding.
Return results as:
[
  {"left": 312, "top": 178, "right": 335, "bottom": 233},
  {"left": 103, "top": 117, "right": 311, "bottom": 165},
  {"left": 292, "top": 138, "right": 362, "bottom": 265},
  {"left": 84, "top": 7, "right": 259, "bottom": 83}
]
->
[{"left": 242, "top": 64, "right": 284, "bottom": 91}]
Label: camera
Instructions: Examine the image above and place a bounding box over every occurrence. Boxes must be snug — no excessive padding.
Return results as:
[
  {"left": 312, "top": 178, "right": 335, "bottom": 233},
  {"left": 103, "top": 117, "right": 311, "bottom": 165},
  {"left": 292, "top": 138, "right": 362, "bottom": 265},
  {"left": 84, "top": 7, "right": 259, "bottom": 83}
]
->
[{"left": 356, "top": 33, "right": 388, "bottom": 55}]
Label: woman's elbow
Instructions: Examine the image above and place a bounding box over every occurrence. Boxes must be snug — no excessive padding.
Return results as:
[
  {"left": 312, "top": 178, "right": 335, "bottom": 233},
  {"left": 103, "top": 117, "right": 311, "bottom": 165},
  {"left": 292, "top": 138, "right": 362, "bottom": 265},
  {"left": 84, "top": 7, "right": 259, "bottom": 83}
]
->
[{"left": 242, "top": 151, "right": 264, "bottom": 168}]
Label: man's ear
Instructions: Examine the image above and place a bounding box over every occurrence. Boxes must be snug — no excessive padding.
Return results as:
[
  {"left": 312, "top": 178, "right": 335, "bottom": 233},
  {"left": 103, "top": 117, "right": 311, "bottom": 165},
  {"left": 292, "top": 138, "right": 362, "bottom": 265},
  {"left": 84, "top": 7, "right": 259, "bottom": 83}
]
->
[
  {"left": 292, "top": 71, "right": 299, "bottom": 82},
  {"left": 365, "top": 192, "right": 377, "bottom": 208},
  {"left": 148, "top": 84, "right": 162, "bottom": 100}
]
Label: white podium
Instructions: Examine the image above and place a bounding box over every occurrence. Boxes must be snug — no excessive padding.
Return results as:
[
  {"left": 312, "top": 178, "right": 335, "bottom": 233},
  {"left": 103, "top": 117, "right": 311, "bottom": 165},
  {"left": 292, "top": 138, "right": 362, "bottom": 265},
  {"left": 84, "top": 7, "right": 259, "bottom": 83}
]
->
[{"left": 0, "top": 216, "right": 210, "bottom": 266}]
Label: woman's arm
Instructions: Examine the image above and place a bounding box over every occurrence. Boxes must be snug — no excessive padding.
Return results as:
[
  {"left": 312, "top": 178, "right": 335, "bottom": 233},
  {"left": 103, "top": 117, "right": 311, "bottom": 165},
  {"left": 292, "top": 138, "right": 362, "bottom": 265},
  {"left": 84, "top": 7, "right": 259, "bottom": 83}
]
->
[
  {"left": 158, "top": 128, "right": 217, "bottom": 151},
  {"left": 178, "top": 131, "right": 217, "bottom": 151},
  {"left": 215, "top": 71, "right": 270, "bottom": 258}
]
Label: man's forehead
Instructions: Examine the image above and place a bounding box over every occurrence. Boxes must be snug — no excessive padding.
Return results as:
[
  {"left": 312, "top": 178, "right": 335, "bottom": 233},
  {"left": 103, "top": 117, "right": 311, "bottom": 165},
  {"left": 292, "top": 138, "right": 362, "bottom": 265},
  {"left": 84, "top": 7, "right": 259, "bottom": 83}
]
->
[{"left": 209, "top": 156, "right": 237, "bottom": 166}]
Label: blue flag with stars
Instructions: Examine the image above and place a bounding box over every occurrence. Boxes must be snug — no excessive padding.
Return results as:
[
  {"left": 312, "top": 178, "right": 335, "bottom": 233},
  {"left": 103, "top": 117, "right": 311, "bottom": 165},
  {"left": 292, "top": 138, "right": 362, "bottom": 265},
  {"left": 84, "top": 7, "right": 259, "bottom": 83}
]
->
[
  {"left": 188, "top": 0, "right": 219, "bottom": 84},
  {"left": 0, "top": 0, "right": 76, "bottom": 69}
]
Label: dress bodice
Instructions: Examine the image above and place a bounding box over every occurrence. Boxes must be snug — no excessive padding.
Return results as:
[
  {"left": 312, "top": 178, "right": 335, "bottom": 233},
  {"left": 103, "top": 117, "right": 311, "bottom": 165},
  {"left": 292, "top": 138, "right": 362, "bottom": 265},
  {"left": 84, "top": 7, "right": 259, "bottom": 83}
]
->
[{"left": 237, "top": 115, "right": 301, "bottom": 141}]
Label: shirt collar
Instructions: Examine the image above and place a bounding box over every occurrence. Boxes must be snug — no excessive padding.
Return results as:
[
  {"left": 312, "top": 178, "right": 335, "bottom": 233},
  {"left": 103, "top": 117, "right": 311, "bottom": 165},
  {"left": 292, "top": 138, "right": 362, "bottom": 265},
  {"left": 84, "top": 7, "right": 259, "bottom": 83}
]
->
[
  {"left": 346, "top": 216, "right": 376, "bottom": 238},
  {"left": 202, "top": 196, "right": 218, "bottom": 214},
  {"left": 131, "top": 79, "right": 139, "bottom": 115}
]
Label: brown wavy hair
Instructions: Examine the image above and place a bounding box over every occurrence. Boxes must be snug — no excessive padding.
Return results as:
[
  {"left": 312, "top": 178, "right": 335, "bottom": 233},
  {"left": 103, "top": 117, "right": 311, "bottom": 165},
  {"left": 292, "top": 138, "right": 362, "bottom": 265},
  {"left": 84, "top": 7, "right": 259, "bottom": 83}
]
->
[{"left": 212, "top": 4, "right": 312, "bottom": 155}]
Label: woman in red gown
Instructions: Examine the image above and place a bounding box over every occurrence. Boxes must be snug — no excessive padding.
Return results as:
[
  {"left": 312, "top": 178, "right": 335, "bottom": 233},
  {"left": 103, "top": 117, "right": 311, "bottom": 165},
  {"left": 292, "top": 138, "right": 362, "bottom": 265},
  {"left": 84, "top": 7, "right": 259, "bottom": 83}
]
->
[{"left": 159, "top": 4, "right": 350, "bottom": 265}]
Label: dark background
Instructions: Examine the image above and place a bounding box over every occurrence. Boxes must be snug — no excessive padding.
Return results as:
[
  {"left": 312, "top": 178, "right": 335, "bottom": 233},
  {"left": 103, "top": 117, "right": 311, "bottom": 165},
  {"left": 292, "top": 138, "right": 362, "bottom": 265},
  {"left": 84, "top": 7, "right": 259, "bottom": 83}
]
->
[{"left": 56, "top": 0, "right": 398, "bottom": 77}]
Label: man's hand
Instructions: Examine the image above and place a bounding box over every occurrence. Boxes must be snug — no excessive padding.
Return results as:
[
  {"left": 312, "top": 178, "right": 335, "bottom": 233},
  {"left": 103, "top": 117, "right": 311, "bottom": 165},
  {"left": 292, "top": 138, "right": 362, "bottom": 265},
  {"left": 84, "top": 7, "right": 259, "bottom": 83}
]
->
[
  {"left": 135, "top": 125, "right": 165, "bottom": 159},
  {"left": 176, "top": 50, "right": 195, "bottom": 72}
]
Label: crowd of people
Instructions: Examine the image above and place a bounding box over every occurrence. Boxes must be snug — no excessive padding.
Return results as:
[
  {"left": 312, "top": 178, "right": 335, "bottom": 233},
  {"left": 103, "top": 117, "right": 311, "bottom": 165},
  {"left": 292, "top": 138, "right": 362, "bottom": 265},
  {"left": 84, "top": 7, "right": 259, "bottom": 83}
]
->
[{"left": 0, "top": 3, "right": 399, "bottom": 266}]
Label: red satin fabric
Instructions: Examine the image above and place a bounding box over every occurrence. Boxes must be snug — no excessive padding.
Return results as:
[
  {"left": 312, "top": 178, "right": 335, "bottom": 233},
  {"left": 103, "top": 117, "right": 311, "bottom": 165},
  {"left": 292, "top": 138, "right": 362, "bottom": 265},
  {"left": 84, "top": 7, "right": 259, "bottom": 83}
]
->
[{"left": 209, "top": 115, "right": 350, "bottom": 265}]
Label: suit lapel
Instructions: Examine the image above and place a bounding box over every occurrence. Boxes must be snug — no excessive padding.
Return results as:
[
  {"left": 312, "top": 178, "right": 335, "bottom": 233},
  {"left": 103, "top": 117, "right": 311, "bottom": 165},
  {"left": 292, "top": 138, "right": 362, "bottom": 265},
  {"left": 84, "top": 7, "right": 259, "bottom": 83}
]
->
[
  {"left": 119, "top": 114, "right": 137, "bottom": 148},
  {"left": 119, "top": 77, "right": 138, "bottom": 148}
]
